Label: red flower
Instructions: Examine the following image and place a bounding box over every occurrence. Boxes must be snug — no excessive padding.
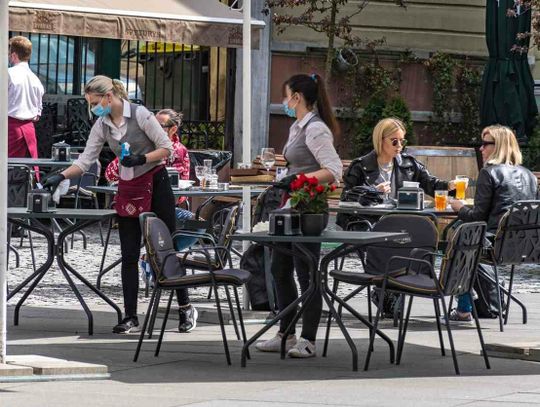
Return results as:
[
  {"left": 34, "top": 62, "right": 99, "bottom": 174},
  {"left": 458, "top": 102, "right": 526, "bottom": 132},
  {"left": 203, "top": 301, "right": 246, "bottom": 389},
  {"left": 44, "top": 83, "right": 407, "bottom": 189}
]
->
[
  {"left": 330, "top": 184, "right": 337, "bottom": 191},
  {"left": 308, "top": 176, "right": 318, "bottom": 186},
  {"left": 315, "top": 185, "right": 325, "bottom": 193},
  {"left": 297, "top": 173, "right": 308, "bottom": 185}
]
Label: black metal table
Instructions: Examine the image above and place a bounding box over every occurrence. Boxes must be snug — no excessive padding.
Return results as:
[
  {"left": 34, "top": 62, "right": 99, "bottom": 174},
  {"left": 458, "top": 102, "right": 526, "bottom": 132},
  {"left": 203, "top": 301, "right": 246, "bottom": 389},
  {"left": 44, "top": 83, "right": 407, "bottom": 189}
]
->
[
  {"left": 7, "top": 208, "right": 122, "bottom": 335},
  {"left": 86, "top": 185, "right": 267, "bottom": 198},
  {"left": 330, "top": 204, "right": 458, "bottom": 218},
  {"left": 232, "top": 230, "right": 409, "bottom": 371}
]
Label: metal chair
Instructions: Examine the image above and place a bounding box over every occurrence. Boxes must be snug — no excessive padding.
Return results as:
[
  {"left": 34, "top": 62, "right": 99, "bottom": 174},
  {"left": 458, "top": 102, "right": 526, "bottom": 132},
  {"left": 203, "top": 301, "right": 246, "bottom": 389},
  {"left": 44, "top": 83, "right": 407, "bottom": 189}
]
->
[
  {"left": 484, "top": 200, "right": 540, "bottom": 331},
  {"left": 323, "top": 213, "right": 439, "bottom": 357},
  {"left": 365, "top": 222, "right": 490, "bottom": 375},
  {"left": 133, "top": 213, "right": 251, "bottom": 365}
]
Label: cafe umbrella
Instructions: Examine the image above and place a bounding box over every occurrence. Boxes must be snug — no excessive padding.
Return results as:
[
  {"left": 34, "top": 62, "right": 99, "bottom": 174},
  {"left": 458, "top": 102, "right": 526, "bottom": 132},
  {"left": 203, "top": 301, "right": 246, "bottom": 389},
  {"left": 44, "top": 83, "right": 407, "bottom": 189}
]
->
[{"left": 480, "top": 0, "right": 538, "bottom": 141}]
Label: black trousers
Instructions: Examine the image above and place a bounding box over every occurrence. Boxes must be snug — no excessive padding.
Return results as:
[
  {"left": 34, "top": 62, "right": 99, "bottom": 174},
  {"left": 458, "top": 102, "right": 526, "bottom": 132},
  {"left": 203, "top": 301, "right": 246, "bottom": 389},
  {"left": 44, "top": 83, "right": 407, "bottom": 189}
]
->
[
  {"left": 270, "top": 242, "right": 322, "bottom": 342},
  {"left": 118, "top": 166, "right": 190, "bottom": 317}
]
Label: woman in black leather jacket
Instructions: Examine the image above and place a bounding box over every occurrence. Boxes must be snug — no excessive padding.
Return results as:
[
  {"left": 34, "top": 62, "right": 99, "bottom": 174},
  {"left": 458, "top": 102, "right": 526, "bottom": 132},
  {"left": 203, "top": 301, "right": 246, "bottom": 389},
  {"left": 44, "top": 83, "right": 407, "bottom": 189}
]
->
[
  {"left": 337, "top": 118, "right": 454, "bottom": 228},
  {"left": 449, "top": 125, "right": 538, "bottom": 322},
  {"left": 451, "top": 125, "right": 538, "bottom": 231}
]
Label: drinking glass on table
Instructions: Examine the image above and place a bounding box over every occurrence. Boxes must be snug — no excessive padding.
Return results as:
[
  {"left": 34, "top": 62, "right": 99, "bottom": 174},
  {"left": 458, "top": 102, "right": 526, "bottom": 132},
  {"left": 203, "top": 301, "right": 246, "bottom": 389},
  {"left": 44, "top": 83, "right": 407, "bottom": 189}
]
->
[
  {"left": 434, "top": 190, "right": 448, "bottom": 211},
  {"left": 454, "top": 175, "right": 469, "bottom": 200},
  {"left": 195, "top": 165, "right": 206, "bottom": 188},
  {"left": 261, "top": 148, "right": 276, "bottom": 176}
]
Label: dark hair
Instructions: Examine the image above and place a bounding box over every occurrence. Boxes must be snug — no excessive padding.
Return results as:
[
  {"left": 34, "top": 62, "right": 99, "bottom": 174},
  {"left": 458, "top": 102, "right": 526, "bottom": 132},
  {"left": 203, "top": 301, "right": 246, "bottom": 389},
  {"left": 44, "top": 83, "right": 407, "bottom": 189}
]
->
[
  {"left": 283, "top": 73, "right": 340, "bottom": 136},
  {"left": 157, "top": 108, "right": 183, "bottom": 127}
]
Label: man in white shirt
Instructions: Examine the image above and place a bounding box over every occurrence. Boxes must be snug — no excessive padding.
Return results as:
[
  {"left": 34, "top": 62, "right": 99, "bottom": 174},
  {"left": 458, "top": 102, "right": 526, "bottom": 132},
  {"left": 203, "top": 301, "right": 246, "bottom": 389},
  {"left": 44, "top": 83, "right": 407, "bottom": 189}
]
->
[{"left": 8, "top": 36, "right": 44, "bottom": 159}]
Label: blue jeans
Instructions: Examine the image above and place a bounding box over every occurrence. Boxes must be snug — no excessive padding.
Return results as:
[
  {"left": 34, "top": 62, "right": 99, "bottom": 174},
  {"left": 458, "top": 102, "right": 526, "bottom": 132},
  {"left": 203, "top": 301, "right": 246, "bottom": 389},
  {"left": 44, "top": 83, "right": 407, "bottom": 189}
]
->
[{"left": 457, "top": 294, "right": 472, "bottom": 313}]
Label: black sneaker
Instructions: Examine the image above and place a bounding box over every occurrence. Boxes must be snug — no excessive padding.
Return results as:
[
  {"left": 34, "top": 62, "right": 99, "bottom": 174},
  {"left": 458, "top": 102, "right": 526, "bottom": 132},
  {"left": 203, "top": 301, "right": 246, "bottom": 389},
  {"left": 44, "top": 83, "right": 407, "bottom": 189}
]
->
[
  {"left": 113, "top": 316, "right": 139, "bottom": 334},
  {"left": 178, "top": 306, "right": 198, "bottom": 333}
]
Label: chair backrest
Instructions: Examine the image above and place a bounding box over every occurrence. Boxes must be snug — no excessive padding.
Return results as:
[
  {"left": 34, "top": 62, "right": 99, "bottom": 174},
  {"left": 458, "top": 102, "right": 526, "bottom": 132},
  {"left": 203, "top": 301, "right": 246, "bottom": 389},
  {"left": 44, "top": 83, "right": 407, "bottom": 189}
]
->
[
  {"left": 493, "top": 200, "right": 540, "bottom": 265},
  {"left": 365, "top": 214, "right": 439, "bottom": 275},
  {"left": 8, "top": 166, "right": 32, "bottom": 207},
  {"left": 142, "top": 214, "right": 186, "bottom": 281},
  {"left": 252, "top": 186, "right": 282, "bottom": 226},
  {"left": 211, "top": 204, "right": 240, "bottom": 248},
  {"left": 439, "top": 221, "right": 486, "bottom": 296}
]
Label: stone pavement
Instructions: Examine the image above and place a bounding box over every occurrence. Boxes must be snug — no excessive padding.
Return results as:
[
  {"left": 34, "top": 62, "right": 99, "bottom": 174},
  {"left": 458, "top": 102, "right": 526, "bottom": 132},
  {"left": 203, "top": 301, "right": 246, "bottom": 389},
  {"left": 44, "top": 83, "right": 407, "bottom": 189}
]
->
[{"left": 1, "top": 291, "right": 540, "bottom": 407}]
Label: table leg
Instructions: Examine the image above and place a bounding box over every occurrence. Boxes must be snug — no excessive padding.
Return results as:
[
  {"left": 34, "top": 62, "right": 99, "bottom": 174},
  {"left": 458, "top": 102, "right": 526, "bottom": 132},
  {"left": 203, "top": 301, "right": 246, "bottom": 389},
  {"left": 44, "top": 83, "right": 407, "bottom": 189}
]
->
[
  {"left": 7, "top": 218, "right": 55, "bottom": 325},
  {"left": 56, "top": 218, "right": 122, "bottom": 334},
  {"left": 96, "top": 217, "right": 114, "bottom": 289}
]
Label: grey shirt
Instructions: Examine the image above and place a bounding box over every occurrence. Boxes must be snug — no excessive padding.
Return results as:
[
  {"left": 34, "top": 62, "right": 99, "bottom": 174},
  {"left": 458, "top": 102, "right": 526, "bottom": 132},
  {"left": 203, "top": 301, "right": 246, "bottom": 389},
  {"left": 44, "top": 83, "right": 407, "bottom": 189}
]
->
[
  {"left": 283, "top": 112, "right": 342, "bottom": 182},
  {"left": 73, "top": 100, "right": 173, "bottom": 179}
]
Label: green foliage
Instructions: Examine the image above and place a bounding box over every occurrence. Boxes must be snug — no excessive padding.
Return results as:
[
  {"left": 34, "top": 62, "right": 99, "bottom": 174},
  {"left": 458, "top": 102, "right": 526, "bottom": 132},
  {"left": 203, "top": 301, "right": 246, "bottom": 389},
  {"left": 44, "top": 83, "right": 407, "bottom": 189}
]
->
[
  {"left": 382, "top": 96, "right": 416, "bottom": 145},
  {"left": 456, "top": 64, "right": 482, "bottom": 144},
  {"left": 523, "top": 124, "right": 540, "bottom": 171}
]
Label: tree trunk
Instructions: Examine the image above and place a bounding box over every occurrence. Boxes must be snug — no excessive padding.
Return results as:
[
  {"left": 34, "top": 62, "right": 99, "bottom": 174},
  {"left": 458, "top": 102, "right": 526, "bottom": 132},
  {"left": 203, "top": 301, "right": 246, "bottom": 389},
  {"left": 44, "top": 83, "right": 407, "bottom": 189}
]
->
[{"left": 324, "top": 0, "right": 338, "bottom": 81}]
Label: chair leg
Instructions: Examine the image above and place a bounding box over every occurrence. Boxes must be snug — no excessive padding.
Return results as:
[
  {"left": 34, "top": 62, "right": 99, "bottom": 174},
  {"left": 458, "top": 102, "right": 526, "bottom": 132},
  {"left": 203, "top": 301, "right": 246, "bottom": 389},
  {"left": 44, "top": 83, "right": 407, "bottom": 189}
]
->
[
  {"left": 471, "top": 297, "right": 491, "bottom": 370},
  {"left": 233, "top": 286, "right": 250, "bottom": 360},
  {"left": 490, "top": 257, "right": 505, "bottom": 332},
  {"left": 367, "top": 285, "right": 373, "bottom": 323},
  {"left": 504, "top": 265, "right": 515, "bottom": 325},
  {"left": 155, "top": 290, "right": 174, "bottom": 357},
  {"left": 148, "top": 289, "right": 162, "bottom": 339},
  {"left": 393, "top": 294, "right": 403, "bottom": 328},
  {"left": 439, "top": 296, "right": 460, "bottom": 375},
  {"left": 364, "top": 284, "right": 386, "bottom": 371},
  {"left": 433, "top": 299, "right": 446, "bottom": 356},
  {"left": 396, "top": 295, "right": 413, "bottom": 365},
  {"left": 225, "top": 287, "right": 240, "bottom": 340},
  {"left": 323, "top": 279, "right": 338, "bottom": 357},
  {"left": 213, "top": 282, "right": 231, "bottom": 365},
  {"left": 134, "top": 288, "right": 158, "bottom": 362}
]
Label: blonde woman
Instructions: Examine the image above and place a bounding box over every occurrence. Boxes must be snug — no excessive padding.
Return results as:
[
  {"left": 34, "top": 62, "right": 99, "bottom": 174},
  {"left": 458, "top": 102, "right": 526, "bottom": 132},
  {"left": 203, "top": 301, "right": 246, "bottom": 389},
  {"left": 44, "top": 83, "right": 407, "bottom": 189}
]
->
[
  {"left": 42, "top": 75, "right": 197, "bottom": 334},
  {"left": 450, "top": 125, "right": 537, "bottom": 230},
  {"left": 448, "top": 125, "right": 537, "bottom": 322},
  {"left": 337, "top": 117, "right": 454, "bottom": 229}
]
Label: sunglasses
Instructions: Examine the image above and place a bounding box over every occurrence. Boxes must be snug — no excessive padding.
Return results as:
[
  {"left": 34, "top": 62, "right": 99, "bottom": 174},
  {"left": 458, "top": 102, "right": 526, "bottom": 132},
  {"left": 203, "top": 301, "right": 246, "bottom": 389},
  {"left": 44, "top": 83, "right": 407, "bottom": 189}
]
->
[
  {"left": 481, "top": 140, "right": 495, "bottom": 147},
  {"left": 388, "top": 138, "right": 407, "bottom": 147},
  {"left": 160, "top": 124, "right": 173, "bottom": 129}
]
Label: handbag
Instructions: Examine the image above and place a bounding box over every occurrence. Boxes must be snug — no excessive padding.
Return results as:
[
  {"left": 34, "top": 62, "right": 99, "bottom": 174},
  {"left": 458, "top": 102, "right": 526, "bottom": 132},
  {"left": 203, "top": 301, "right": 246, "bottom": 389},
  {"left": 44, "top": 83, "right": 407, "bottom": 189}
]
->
[
  {"left": 342, "top": 185, "right": 384, "bottom": 206},
  {"left": 115, "top": 165, "right": 164, "bottom": 218}
]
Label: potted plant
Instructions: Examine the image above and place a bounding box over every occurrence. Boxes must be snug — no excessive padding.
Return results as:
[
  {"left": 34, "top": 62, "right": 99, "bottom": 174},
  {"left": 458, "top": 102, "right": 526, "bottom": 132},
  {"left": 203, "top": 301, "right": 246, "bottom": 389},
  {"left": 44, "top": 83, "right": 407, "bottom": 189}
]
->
[{"left": 288, "top": 173, "right": 336, "bottom": 236}]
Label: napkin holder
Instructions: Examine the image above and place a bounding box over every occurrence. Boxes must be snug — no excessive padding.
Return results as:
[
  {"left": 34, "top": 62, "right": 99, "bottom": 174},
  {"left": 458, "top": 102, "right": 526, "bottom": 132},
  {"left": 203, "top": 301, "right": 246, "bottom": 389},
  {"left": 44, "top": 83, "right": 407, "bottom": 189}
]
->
[
  {"left": 397, "top": 187, "right": 425, "bottom": 210},
  {"left": 269, "top": 208, "right": 301, "bottom": 236},
  {"left": 51, "top": 141, "right": 71, "bottom": 162},
  {"left": 27, "top": 189, "right": 54, "bottom": 213}
]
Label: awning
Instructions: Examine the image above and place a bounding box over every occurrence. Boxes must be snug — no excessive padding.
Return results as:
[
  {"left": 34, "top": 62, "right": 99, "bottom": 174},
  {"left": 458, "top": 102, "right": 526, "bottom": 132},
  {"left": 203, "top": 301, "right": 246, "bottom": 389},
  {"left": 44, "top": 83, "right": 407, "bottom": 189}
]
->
[{"left": 9, "top": 0, "right": 264, "bottom": 48}]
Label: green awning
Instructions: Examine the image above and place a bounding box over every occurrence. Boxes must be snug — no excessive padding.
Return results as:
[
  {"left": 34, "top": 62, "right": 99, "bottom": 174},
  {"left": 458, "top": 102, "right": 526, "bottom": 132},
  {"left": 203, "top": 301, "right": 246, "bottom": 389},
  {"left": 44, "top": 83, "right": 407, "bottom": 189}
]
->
[{"left": 480, "top": 0, "right": 538, "bottom": 140}]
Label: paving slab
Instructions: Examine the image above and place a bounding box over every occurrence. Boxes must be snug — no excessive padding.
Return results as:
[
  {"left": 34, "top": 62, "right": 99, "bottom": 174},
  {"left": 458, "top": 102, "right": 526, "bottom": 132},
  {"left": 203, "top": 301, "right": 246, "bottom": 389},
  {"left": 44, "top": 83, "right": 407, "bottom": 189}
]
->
[
  {"left": 484, "top": 343, "right": 540, "bottom": 362},
  {"left": 0, "top": 363, "right": 33, "bottom": 377},
  {"left": 7, "top": 354, "right": 108, "bottom": 376}
]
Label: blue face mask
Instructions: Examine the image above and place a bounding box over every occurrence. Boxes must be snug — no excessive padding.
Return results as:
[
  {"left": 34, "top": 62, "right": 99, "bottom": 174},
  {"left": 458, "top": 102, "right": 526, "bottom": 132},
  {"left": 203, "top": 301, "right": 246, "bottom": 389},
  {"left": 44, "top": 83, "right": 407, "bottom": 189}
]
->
[
  {"left": 91, "top": 97, "right": 112, "bottom": 117},
  {"left": 283, "top": 97, "right": 297, "bottom": 118}
]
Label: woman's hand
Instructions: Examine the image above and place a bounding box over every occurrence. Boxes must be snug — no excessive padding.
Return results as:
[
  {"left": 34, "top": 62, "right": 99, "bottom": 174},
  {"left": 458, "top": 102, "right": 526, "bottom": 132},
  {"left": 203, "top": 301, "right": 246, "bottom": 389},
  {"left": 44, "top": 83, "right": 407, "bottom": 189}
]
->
[
  {"left": 375, "top": 181, "right": 391, "bottom": 195},
  {"left": 449, "top": 198, "right": 464, "bottom": 212}
]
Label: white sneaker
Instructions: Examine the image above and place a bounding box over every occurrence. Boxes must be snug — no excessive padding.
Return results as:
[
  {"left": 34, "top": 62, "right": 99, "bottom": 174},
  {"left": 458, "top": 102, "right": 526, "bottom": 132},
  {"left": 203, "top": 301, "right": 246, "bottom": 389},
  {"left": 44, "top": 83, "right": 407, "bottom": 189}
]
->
[
  {"left": 287, "top": 337, "right": 316, "bottom": 358},
  {"left": 255, "top": 333, "right": 297, "bottom": 353}
]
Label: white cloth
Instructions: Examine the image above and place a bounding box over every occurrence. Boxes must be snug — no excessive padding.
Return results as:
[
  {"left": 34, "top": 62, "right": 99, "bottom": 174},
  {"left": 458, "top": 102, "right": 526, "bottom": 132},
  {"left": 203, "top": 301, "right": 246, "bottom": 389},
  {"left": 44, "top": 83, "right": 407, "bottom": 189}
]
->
[
  {"left": 8, "top": 62, "right": 45, "bottom": 120},
  {"left": 52, "top": 179, "right": 71, "bottom": 204},
  {"left": 285, "top": 111, "right": 343, "bottom": 182}
]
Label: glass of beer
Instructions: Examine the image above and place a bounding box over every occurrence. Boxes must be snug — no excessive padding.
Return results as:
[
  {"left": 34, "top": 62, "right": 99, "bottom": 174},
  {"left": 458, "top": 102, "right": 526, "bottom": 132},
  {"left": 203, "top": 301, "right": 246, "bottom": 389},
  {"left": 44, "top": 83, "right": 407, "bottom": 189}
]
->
[
  {"left": 454, "top": 175, "right": 469, "bottom": 200},
  {"left": 434, "top": 190, "right": 448, "bottom": 211}
]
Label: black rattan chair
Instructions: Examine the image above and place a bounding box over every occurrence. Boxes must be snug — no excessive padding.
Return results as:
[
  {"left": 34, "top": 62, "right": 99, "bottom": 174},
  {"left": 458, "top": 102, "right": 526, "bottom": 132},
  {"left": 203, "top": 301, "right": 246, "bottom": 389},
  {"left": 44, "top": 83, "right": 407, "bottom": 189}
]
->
[
  {"left": 365, "top": 221, "right": 490, "bottom": 375},
  {"left": 133, "top": 213, "right": 251, "bottom": 365}
]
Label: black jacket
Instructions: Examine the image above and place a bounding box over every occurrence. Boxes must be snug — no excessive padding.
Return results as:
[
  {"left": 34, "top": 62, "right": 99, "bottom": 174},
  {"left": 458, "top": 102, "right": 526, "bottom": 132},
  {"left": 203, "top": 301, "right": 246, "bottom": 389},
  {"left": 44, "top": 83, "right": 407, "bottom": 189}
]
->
[
  {"left": 458, "top": 164, "right": 538, "bottom": 232},
  {"left": 337, "top": 150, "right": 448, "bottom": 228}
]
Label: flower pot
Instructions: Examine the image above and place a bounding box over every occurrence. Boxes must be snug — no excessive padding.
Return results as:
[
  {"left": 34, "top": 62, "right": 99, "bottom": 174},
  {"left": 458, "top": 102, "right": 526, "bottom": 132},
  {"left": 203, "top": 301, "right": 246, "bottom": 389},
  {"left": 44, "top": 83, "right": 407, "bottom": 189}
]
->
[
  {"left": 301, "top": 212, "right": 329, "bottom": 236},
  {"left": 335, "top": 48, "right": 359, "bottom": 72}
]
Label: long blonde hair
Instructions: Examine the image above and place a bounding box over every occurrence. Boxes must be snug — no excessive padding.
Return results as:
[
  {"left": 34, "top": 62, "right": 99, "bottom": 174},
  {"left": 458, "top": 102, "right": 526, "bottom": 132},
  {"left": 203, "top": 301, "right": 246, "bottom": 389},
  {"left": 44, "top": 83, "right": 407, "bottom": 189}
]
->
[
  {"left": 483, "top": 125, "right": 522, "bottom": 166},
  {"left": 84, "top": 75, "right": 128, "bottom": 100},
  {"left": 372, "top": 118, "right": 406, "bottom": 155}
]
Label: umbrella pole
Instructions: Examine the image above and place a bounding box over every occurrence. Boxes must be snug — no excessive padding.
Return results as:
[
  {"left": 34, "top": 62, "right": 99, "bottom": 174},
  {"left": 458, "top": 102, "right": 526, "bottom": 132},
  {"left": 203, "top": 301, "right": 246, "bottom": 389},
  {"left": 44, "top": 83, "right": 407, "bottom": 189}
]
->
[
  {"left": 0, "top": 0, "right": 10, "bottom": 364},
  {"left": 242, "top": 0, "right": 252, "bottom": 309}
]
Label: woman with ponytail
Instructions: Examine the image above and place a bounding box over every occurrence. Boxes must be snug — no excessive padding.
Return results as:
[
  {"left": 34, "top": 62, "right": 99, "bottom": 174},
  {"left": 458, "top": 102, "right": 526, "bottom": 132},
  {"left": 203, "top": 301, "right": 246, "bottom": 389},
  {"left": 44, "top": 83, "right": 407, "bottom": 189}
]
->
[
  {"left": 42, "top": 75, "right": 197, "bottom": 334},
  {"left": 255, "top": 73, "right": 342, "bottom": 358}
]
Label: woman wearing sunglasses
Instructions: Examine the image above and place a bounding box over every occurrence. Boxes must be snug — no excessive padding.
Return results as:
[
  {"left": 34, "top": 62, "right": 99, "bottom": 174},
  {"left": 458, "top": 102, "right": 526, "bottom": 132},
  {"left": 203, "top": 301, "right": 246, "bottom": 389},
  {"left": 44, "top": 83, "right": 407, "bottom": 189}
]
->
[
  {"left": 337, "top": 117, "right": 454, "bottom": 229},
  {"left": 447, "top": 125, "right": 537, "bottom": 322}
]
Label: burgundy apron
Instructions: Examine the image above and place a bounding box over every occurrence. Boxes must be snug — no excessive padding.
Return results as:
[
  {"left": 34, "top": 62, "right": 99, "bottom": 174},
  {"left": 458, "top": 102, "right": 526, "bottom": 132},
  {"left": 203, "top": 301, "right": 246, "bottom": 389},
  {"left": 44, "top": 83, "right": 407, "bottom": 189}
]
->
[{"left": 8, "top": 117, "right": 40, "bottom": 180}]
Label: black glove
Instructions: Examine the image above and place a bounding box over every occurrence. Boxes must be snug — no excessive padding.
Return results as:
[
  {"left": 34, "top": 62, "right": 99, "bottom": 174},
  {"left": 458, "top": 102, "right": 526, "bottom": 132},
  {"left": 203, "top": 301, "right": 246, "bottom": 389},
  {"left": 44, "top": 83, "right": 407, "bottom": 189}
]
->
[
  {"left": 42, "top": 173, "right": 65, "bottom": 193},
  {"left": 273, "top": 174, "right": 297, "bottom": 192},
  {"left": 121, "top": 154, "right": 147, "bottom": 168}
]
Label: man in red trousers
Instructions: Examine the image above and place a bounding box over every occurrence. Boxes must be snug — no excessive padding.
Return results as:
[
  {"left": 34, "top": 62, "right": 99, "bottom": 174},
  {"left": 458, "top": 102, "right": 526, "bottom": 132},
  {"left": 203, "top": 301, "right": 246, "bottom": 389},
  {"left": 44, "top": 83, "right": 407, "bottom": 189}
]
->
[{"left": 8, "top": 36, "right": 44, "bottom": 163}]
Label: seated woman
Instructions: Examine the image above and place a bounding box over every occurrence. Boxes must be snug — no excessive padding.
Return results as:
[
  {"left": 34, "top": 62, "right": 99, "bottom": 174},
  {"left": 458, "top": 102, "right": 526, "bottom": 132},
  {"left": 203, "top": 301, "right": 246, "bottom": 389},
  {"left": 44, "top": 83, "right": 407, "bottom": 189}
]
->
[
  {"left": 448, "top": 125, "right": 538, "bottom": 321},
  {"left": 337, "top": 117, "right": 455, "bottom": 229}
]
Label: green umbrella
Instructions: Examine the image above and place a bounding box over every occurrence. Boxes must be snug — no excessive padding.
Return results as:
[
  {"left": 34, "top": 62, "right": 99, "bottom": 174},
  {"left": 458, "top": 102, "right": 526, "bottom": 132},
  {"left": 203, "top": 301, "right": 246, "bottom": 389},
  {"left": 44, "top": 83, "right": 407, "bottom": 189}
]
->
[{"left": 480, "top": 0, "right": 538, "bottom": 140}]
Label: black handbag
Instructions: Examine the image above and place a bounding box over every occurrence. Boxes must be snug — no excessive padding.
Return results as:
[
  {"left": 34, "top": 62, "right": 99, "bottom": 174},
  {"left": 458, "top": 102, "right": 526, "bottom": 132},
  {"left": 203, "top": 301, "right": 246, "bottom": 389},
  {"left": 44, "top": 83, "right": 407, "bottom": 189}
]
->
[{"left": 342, "top": 186, "right": 384, "bottom": 206}]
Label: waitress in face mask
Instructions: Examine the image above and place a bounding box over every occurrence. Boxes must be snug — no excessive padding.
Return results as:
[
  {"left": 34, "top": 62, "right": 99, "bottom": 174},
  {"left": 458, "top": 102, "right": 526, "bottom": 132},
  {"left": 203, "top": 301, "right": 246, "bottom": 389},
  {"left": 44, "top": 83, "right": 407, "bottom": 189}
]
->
[
  {"left": 42, "top": 75, "right": 197, "bottom": 334},
  {"left": 255, "top": 73, "right": 343, "bottom": 359}
]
